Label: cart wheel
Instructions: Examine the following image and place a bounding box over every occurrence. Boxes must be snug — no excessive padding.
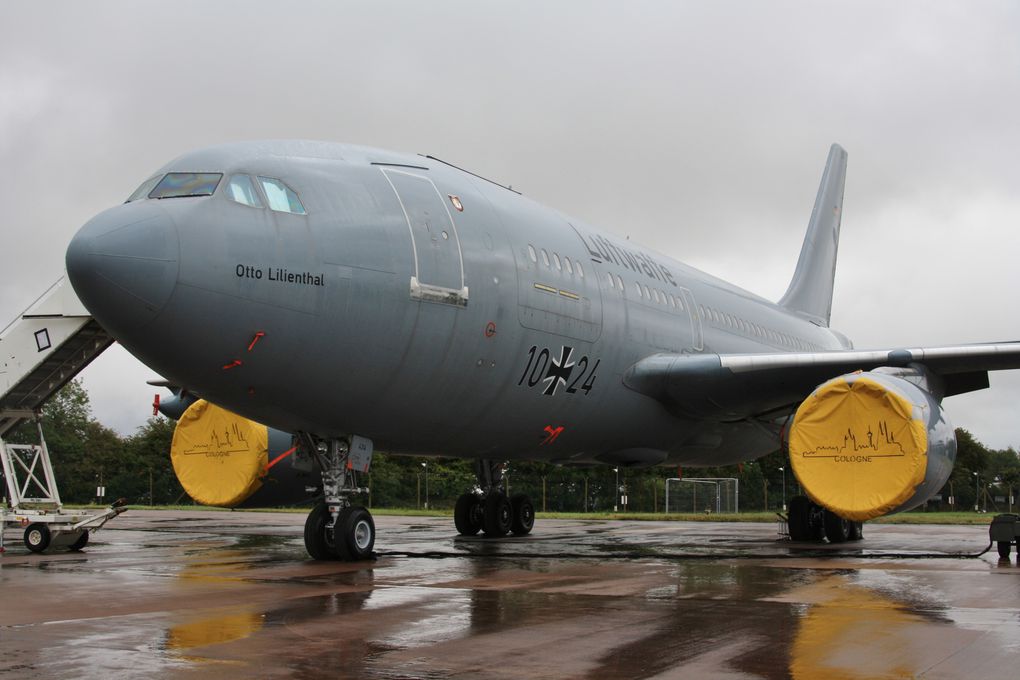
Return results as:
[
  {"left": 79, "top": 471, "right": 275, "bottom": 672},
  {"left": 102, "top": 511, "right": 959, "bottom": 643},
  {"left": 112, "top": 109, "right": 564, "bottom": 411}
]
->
[
  {"left": 24, "top": 523, "right": 51, "bottom": 553},
  {"left": 997, "top": 541, "right": 1011, "bottom": 559},
  {"left": 69, "top": 530, "right": 90, "bottom": 551}
]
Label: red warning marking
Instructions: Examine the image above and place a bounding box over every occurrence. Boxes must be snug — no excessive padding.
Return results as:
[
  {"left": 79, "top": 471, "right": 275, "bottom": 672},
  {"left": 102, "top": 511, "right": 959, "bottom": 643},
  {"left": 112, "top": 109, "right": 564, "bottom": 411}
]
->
[
  {"left": 540, "top": 425, "right": 564, "bottom": 446},
  {"left": 484, "top": 322, "right": 497, "bottom": 338},
  {"left": 222, "top": 359, "right": 243, "bottom": 370},
  {"left": 152, "top": 393, "right": 160, "bottom": 417},
  {"left": 264, "top": 445, "right": 298, "bottom": 473},
  {"left": 247, "top": 331, "right": 266, "bottom": 352}
]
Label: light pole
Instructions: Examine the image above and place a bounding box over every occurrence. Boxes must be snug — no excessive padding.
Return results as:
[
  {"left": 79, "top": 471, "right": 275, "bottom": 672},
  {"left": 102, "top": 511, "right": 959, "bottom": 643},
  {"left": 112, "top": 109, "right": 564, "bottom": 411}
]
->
[
  {"left": 613, "top": 467, "right": 619, "bottom": 512},
  {"left": 422, "top": 462, "right": 429, "bottom": 510},
  {"left": 778, "top": 466, "right": 786, "bottom": 512},
  {"left": 973, "top": 471, "right": 979, "bottom": 512}
]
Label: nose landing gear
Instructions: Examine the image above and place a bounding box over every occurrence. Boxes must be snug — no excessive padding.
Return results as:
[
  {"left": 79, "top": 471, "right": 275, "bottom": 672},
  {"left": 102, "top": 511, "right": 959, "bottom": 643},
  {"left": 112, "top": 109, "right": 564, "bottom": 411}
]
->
[{"left": 300, "top": 434, "right": 375, "bottom": 561}]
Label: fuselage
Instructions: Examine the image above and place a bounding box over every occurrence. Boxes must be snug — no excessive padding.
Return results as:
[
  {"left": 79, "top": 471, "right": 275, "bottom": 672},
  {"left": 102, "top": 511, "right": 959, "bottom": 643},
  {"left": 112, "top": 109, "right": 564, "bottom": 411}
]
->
[{"left": 66, "top": 141, "right": 846, "bottom": 467}]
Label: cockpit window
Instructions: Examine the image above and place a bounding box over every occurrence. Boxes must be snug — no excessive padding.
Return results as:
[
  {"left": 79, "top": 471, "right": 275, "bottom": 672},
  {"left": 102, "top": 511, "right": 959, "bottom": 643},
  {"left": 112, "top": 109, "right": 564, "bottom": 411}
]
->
[
  {"left": 149, "top": 172, "right": 223, "bottom": 199},
  {"left": 258, "top": 176, "right": 306, "bottom": 214},
  {"left": 227, "top": 175, "right": 263, "bottom": 208},
  {"left": 126, "top": 175, "right": 162, "bottom": 203}
]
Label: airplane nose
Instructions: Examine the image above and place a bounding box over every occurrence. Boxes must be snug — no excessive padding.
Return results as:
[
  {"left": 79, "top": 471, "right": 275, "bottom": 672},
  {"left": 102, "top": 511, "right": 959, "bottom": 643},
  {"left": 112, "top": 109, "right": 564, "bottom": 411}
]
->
[{"left": 65, "top": 202, "right": 180, "bottom": 334}]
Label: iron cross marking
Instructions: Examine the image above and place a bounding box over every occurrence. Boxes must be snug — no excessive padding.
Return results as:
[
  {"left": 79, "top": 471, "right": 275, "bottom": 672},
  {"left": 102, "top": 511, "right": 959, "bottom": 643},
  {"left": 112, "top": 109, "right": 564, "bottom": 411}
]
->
[{"left": 542, "top": 346, "right": 575, "bottom": 396}]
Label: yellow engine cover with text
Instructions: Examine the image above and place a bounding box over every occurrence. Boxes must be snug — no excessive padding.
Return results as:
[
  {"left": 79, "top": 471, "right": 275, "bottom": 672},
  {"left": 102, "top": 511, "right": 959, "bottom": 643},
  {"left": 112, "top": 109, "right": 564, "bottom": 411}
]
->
[
  {"left": 789, "top": 375, "right": 928, "bottom": 521},
  {"left": 170, "top": 399, "right": 269, "bottom": 507}
]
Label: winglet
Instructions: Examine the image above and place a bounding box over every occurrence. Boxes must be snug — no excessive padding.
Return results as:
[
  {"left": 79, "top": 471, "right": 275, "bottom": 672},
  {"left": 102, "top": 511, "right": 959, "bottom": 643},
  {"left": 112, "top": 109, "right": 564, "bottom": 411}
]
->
[{"left": 778, "top": 144, "right": 848, "bottom": 327}]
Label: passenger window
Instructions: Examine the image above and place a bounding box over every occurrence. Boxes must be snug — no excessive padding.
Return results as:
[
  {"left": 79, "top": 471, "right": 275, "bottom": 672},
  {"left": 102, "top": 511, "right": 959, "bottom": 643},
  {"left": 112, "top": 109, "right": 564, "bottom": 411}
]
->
[
  {"left": 258, "top": 176, "right": 306, "bottom": 214},
  {"left": 227, "top": 175, "right": 263, "bottom": 208},
  {"left": 576, "top": 262, "right": 584, "bottom": 278},
  {"left": 605, "top": 272, "right": 614, "bottom": 288},
  {"left": 541, "top": 249, "right": 550, "bottom": 267},
  {"left": 615, "top": 274, "right": 624, "bottom": 290},
  {"left": 635, "top": 281, "right": 643, "bottom": 297},
  {"left": 564, "top": 257, "right": 573, "bottom": 275},
  {"left": 553, "top": 253, "right": 562, "bottom": 271},
  {"left": 643, "top": 284, "right": 651, "bottom": 300},
  {"left": 150, "top": 172, "right": 222, "bottom": 199},
  {"left": 528, "top": 244, "right": 538, "bottom": 263}
]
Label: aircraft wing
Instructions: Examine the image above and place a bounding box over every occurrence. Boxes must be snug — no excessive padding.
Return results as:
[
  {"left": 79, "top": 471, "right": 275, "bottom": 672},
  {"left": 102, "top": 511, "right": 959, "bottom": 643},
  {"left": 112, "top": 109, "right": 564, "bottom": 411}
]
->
[{"left": 623, "top": 342, "right": 1020, "bottom": 421}]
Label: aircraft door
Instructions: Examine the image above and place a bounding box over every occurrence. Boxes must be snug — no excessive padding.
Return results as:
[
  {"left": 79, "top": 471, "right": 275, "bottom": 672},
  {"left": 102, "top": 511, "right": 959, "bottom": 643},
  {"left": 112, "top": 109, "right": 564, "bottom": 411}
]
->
[
  {"left": 679, "top": 287, "right": 703, "bottom": 351},
  {"left": 381, "top": 168, "right": 468, "bottom": 306}
]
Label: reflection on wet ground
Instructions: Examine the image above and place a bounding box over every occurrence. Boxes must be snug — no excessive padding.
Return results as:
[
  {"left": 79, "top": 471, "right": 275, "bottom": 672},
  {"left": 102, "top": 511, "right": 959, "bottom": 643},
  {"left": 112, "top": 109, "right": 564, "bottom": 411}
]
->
[{"left": 1, "top": 511, "right": 1018, "bottom": 679}]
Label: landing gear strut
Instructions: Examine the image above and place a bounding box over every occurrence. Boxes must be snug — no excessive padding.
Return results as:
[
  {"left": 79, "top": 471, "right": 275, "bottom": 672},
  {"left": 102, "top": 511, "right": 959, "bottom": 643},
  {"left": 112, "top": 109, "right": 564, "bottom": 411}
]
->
[
  {"left": 300, "top": 434, "right": 375, "bottom": 561},
  {"left": 455, "top": 460, "right": 534, "bottom": 538}
]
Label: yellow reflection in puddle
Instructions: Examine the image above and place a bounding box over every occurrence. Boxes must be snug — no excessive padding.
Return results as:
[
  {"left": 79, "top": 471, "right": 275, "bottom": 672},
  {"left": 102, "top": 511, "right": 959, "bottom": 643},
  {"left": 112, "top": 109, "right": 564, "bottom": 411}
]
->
[
  {"left": 166, "top": 611, "right": 264, "bottom": 662},
  {"left": 789, "top": 577, "right": 924, "bottom": 679}
]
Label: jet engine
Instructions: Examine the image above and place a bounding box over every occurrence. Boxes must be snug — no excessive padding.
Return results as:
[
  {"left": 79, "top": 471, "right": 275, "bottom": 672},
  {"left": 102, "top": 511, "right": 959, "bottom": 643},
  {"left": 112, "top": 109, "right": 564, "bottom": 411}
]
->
[
  {"left": 787, "top": 367, "right": 956, "bottom": 521},
  {"left": 167, "top": 396, "right": 317, "bottom": 508}
]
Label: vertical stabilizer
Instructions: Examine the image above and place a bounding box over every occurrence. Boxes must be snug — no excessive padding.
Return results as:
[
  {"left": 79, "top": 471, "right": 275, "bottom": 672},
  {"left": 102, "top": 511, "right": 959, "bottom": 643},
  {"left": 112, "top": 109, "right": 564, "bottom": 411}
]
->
[{"left": 778, "top": 144, "right": 848, "bottom": 327}]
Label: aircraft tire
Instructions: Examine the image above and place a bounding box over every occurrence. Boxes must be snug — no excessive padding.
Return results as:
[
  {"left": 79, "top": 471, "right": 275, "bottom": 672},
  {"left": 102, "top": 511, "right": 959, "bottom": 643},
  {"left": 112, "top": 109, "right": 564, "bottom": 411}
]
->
[
  {"left": 787, "top": 496, "right": 811, "bottom": 541},
  {"left": 333, "top": 506, "right": 375, "bottom": 561},
  {"left": 24, "top": 523, "right": 51, "bottom": 553},
  {"left": 510, "top": 494, "right": 535, "bottom": 535},
  {"left": 483, "top": 492, "right": 512, "bottom": 537},
  {"left": 455, "top": 493, "right": 482, "bottom": 536},
  {"left": 304, "top": 503, "right": 337, "bottom": 560},
  {"left": 823, "top": 509, "right": 850, "bottom": 543},
  {"left": 998, "top": 541, "right": 1011, "bottom": 560},
  {"left": 69, "top": 530, "right": 90, "bottom": 551},
  {"left": 847, "top": 521, "right": 863, "bottom": 541}
]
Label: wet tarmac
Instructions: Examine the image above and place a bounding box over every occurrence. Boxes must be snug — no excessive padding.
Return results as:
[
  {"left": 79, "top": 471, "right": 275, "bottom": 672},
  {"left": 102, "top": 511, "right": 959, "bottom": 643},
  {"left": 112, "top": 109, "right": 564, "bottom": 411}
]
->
[{"left": 1, "top": 510, "right": 1018, "bottom": 679}]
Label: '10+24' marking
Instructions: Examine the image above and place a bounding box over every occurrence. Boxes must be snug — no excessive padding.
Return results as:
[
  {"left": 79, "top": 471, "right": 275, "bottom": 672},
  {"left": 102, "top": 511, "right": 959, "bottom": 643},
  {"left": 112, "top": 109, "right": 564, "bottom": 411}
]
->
[{"left": 518, "top": 346, "right": 599, "bottom": 396}]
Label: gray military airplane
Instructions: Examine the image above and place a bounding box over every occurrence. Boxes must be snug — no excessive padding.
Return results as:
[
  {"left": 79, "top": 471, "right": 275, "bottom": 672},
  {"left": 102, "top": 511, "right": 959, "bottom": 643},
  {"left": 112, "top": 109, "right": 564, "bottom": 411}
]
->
[{"left": 64, "top": 141, "right": 1020, "bottom": 560}]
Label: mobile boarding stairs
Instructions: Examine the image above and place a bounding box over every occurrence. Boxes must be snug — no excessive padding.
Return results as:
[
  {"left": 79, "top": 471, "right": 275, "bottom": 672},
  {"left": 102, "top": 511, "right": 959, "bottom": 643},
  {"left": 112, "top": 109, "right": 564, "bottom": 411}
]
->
[{"left": 0, "top": 277, "right": 125, "bottom": 554}]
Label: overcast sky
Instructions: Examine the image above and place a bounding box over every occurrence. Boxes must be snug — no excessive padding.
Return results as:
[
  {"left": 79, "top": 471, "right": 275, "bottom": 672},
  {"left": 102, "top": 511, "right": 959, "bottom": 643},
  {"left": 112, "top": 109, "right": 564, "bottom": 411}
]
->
[{"left": 2, "top": 2, "right": 1018, "bottom": 449}]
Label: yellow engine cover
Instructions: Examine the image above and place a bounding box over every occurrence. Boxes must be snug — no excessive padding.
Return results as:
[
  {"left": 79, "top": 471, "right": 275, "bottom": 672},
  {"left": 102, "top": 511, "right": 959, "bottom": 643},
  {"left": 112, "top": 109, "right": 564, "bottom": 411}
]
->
[
  {"left": 788, "top": 374, "right": 928, "bottom": 521},
  {"left": 170, "top": 399, "right": 270, "bottom": 507}
]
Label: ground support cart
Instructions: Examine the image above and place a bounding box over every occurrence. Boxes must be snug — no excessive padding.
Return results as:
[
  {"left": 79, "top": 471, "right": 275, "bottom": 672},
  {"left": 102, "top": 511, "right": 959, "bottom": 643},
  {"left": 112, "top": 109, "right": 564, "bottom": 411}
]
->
[
  {"left": 1, "top": 416, "right": 126, "bottom": 554},
  {"left": 990, "top": 514, "right": 1020, "bottom": 561}
]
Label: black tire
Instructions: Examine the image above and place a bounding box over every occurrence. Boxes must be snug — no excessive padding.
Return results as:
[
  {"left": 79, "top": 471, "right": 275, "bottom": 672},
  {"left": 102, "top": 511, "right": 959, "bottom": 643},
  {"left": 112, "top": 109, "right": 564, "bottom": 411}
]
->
[
  {"left": 333, "top": 506, "right": 375, "bottom": 561},
  {"left": 847, "top": 521, "right": 863, "bottom": 541},
  {"left": 303, "top": 503, "right": 336, "bottom": 560},
  {"left": 510, "top": 494, "right": 535, "bottom": 536},
  {"left": 998, "top": 541, "right": 1012, "bottom": 559},
  {"left": 24, "top": 523, "right": 51, "bottom": 553},
  {"left": 788, "top": 496, "right": 811, "bottom": 541},
  {"left": 455, "top": 493, "right": 483, "bottom": 536},
  {"left": 483, "top": 492, "right": 512, "bottom": 537},
  {"left": 69, "top": 530, "right": 90, "bottom": 551},
  {"left": 823, "top": 509, "right": 850, "bottom": 543}
]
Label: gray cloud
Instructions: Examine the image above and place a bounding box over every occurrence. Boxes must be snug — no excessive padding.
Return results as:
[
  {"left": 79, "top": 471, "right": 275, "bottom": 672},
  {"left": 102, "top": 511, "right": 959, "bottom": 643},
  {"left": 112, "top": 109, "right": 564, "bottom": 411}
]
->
[{"left": 1, "top": 1, "right": 1018, "bottom": 448}]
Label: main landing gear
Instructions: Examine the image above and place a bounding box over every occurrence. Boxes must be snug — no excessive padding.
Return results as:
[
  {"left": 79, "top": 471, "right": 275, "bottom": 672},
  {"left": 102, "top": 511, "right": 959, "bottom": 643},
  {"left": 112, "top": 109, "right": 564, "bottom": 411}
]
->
[
  {"left": 454, "top": 460, "right": 535, "bottom": 538},
  {"left": 300, "top": 435, "right": 376, "bottom": 561},
  {"left": 787, "top": 495, "right": 864, "bottom": 544}
]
